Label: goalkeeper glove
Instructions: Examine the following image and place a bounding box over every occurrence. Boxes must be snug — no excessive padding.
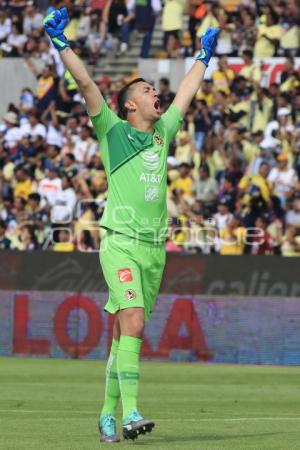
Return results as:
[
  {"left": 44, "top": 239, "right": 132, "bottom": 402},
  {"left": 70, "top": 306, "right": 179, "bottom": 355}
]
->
[
  {"left": 196, "top": 28, "right": 220, "bottom": 66},
  {"left": 43, "top": 7, "right": 70, "bottom": 52}
]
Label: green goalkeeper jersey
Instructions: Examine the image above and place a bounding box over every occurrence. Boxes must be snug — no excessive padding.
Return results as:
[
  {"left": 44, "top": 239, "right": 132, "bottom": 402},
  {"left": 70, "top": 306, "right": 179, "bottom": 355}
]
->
[{"left": 90, "top": 101, "right": 182, "bottom": 244}]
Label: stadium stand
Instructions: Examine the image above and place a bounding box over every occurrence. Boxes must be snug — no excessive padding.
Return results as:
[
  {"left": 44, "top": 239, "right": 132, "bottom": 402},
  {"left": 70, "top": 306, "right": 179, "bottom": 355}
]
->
[{"left": 0, "top": 0, "right": 299, "bottom": 254}]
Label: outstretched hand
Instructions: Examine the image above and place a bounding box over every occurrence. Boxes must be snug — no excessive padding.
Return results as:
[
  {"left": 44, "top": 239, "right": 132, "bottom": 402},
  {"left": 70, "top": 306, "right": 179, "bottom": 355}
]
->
[
  {"left": 196, "top": 28, "right": 221, "bottom": 66},
  {"left": 43, "top": 7, "right": 70, "bottom": 51}
]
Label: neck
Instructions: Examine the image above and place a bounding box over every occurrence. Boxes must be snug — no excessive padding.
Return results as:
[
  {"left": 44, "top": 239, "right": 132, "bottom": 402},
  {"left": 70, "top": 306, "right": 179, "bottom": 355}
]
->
[{"left": 128, "top": 115, "right": 154, "bottom": 133}]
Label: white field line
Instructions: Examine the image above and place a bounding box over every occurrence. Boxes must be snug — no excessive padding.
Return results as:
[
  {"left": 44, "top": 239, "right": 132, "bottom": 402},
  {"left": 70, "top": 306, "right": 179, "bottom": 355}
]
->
[{"left": 1, "top": 410, "right": 300, "bottom": 422}]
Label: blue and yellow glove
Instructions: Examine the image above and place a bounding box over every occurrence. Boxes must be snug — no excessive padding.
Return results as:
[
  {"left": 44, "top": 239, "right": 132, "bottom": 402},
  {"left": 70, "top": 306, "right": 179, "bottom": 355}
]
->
[
  {"left": 43, "top": 7, "right": 70, "bottom": 52},
  {"left": 196, "top": 28, "right": 220, "bottom": 66}
]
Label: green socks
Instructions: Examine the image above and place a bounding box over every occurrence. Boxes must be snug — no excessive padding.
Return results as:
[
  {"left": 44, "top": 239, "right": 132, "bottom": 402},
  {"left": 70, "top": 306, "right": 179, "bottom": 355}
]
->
[
  {"left": 101, "top": 338, "right": 121, "bottom": 417},
  {"left": 117, "top": 335, "right": 142, "bottom": 419},
  {"left": 101, "top": 335, "right": 142, "bottom": 419}
]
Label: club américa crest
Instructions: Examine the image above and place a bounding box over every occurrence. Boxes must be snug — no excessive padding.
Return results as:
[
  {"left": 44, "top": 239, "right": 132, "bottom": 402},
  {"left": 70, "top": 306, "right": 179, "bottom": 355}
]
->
[
  {"left": 154, "top": 134, "right": 164, "bottom": 146},
  {"left": 124, "top": 289, "right": 137, "bottom": 300}
]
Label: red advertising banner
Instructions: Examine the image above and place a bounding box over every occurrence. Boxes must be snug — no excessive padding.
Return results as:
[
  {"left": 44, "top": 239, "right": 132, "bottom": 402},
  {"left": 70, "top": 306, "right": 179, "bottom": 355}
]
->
[
  {"left": 1, "top": 290, "right": 300, "bottom": 364},
  {"left": 0, "top": 291, "right": 211, "bottom": 361}
]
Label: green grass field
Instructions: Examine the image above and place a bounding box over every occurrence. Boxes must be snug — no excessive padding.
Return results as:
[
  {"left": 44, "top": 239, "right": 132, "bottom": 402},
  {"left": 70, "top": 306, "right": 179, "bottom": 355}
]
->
[{"left": 1, "top": 358, "right": 300, "bottom": 450}]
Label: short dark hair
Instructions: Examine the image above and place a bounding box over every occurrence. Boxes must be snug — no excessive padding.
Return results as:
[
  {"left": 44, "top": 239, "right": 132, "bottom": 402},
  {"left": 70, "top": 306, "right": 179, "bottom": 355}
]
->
[
  {"left": 17, "top": 197, "right": 27, "bottom": 207},
  {"left": 159, "top": 77, "right": 170, "bottom": 87},
  {"left": 82, "top": 124, "right": 92, "bottom": 134},
  {"left": 15, "top": 165, "right": 29, "bottom": 176},
  {"left": 224, "top": 174, "right": 235, "bottom": 185},
  {"left": 243, "top": 49, "right": 253, "bottom": 60},
  {"left": 269, "top": 9, "right": 279, "bottom": 24},
  {"left": 62, "top": 174, "right": 72, "bottom": 184},
  {"left": 117, "top": 78, "right": 147, "bottom": 119},
  {"left": 178, "top": 162, "right": 191, "bottom": 170},
  {"left": 252, "top": 130, "right": 263, "bottom": 137},
  {"left": 257, "top": 215, "right": 268, "bottom": 226},
  {"left": 28, "top": 193, "right": 41, "bottom": 203},
  {"left": 65, "top": 153, "right": 75, "bottom": 162},
  {"left": 197, "top": 99, "right": 207, "bottom": 107},
  {"left": 260, "top": 161, "right": 269, "bottom": 168},
  {"left": 199, "top": 163, "right": 210, "bottom": 176}
]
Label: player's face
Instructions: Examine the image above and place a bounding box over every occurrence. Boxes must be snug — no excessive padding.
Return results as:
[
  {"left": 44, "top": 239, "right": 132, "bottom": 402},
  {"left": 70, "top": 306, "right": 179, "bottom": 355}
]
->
[{"left": 129, "top": 82, "right": 162, "bottom": 120}]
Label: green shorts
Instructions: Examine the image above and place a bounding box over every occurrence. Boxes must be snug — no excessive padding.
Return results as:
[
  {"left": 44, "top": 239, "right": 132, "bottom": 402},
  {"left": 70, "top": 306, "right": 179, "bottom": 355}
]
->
[{"left": 99, "top": 230, "right": 166, "bottom": 321}]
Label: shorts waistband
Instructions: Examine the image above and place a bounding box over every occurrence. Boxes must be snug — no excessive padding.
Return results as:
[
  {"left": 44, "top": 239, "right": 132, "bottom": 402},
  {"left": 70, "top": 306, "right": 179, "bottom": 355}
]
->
[{"left": 103, "top": 228, "right": 165, "bottom": 248}]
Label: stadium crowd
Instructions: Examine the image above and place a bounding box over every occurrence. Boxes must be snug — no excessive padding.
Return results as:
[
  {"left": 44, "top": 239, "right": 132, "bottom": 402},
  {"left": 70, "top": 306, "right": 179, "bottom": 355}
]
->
[
  {"left": 0, "top": 0, "right": 299, "bottom": 60},
  {"left": 0, "top": 0, "right": 299, "bottom": 255}
]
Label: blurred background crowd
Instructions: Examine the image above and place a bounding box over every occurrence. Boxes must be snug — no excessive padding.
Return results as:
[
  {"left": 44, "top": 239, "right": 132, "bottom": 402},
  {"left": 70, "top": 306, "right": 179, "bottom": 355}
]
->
[
  {"left": 0, "top": 0, "right": 299, "bottom": 60},
  {"left": 0, "top": 0, "right": 299, "bottom": 254}
]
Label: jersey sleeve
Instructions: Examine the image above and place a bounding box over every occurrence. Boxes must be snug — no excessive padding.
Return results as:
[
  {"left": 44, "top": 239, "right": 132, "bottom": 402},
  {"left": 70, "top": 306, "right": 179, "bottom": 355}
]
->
[
  {"left": 238, "top": 175, "right": 249, "bottom": 190},
  {"left": 89, "top": 101, "right": 121, "bottom": 142},
  {"left": 158, "top": 104, "right": 183, "bottom": 141}
]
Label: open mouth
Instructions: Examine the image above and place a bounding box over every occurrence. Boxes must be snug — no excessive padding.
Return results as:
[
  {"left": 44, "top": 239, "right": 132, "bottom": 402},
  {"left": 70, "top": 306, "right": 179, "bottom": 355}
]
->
[{"left": 154, "top": 99, "right": 161, "bottom": 111}]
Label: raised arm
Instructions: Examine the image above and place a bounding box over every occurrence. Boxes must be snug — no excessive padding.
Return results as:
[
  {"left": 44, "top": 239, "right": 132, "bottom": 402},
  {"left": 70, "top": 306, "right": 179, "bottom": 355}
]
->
[
  {"left": 173, "top": 28, "right": 220, "bottom": 117},
  {"left": 59, "top": 48, "right": 103, "bottom": 115},
  {"left": 43, "top": 7, "right": 103, "bottom": 116}
]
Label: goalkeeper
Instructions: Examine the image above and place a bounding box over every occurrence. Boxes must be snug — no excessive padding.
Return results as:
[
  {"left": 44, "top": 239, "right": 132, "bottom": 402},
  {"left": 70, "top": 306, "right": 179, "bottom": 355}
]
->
[{"left": 43, "top": 8, "right": 219, "bottom": 443}]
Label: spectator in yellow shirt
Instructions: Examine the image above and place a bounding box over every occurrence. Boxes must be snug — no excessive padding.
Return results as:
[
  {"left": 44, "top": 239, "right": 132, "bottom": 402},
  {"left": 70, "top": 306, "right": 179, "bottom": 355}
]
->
[
  {"left": 242, "top": 130, "right": 264, "bottom": 164},
  {"left": 169, "top": 163, "right": 194, "bottom": 198},
  {"left": 167, "top": 216, "right": 187, "bottom": 248},
  {"left": 175, "top": 131, "right": 196, "bottom": 165},
  {"left": 64, "top": 12, "right": 79, "bottom": 44},
  {"left": 248, "top": 86, "right": 273, "bottom": 134},
  {"left": 196, "top": 80, "right": 215, "bottom": 107},
  {"left": 162, "top": 0, "right": 185, "bottom": 48},
  {"left": 254, "top": 10, "right": 284, "bottom": 57},
  {"left": 239, "top": 161, "right": 273, "bottom": 203},
  {"left": 280, "top": 57, "right": 300, "bottom": 93},
  {"left": 53, "top": 229, "right": 75, "bottom": 252},
  {"left": 280, "top": 22, "right": 299, "bottom": 57},
  {"left": 14, "top": 166, "right": 32, "bottom": 200},
  {"left": 212, "top": 56, "right": 235, "bottom": 95},
  {"left": 227, "top": 91, "right": 249, "bottom": 129},
  {"left": 240, "top": 49, "right": 262, "bottom": 84},
  {"left": 281, "top": 225, "right": 300, "bottom": 257},
  {"left": 26, "top": 62, "right": 56, "bottom": 111},
  {"left": 196, "top": 1, "right": 219, "bottom": 38},
  {"left": 219, "top": 216, "right": 246, "bottom": 255}
]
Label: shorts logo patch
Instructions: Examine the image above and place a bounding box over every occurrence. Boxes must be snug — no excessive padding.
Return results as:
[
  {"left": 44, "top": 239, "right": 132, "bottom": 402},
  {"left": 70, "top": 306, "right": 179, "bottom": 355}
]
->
[
  {"left": 118, "top": 268, "right": 133, "bottom": 283},
  {"left": 125, "top": 289, "right": 136, "bottom": 300}
]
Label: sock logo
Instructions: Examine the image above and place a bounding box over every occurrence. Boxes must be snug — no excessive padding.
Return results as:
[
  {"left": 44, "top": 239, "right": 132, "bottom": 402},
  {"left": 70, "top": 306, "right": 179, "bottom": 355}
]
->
[
  {"left": 118, "top": 268, "right": 133, "bottom": 283},
  {"left": 124, "top": 289, "right": 136, "bottom": 300}
]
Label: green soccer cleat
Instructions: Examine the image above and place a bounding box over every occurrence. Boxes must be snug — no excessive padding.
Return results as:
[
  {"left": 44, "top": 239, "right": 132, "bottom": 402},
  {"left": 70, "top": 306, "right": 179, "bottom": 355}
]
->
[
  {"left": 99, "top": 414, "right": 120, "bottom": 443},
  {"left": 122, "top": 410, "right": 155, "bottom": 441}
]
